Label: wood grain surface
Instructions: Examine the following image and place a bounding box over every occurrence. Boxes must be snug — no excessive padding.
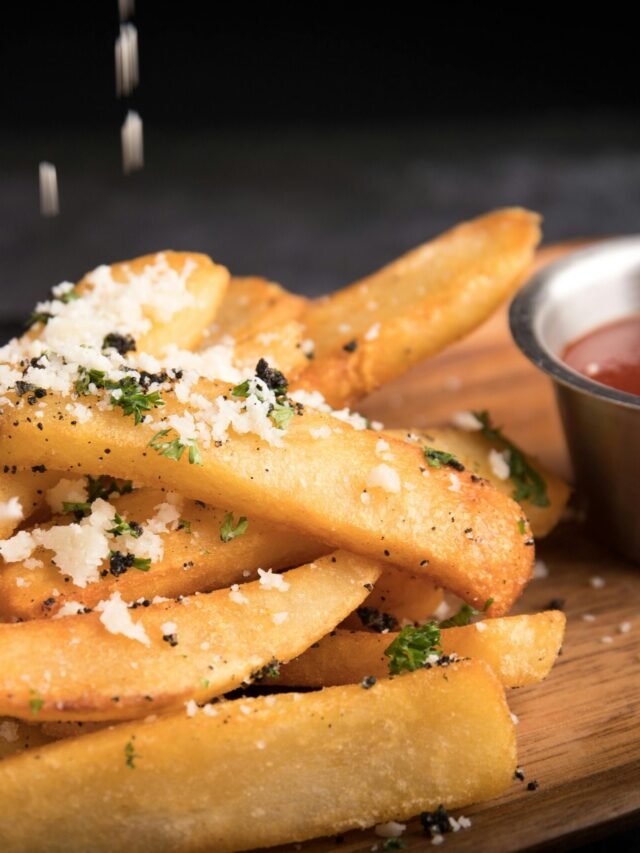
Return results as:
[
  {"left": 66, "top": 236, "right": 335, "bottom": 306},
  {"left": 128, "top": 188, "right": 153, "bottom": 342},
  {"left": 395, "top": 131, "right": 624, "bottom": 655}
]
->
[{"left": 265, "top": 243, "right": 640, "bottom": 853}]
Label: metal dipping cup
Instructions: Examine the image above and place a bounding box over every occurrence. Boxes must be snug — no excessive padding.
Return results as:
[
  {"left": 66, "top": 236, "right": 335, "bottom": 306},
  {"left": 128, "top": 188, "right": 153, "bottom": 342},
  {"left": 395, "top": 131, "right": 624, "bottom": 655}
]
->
[{"left": 509, "top": 238, "right": 640, "bottom": 564}]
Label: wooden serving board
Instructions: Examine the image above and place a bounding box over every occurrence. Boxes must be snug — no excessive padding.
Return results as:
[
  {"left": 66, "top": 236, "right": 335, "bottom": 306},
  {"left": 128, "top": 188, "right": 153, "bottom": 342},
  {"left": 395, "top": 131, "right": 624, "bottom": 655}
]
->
[{"left": 270, "top": 243, "right": 640, "bottom": 853}]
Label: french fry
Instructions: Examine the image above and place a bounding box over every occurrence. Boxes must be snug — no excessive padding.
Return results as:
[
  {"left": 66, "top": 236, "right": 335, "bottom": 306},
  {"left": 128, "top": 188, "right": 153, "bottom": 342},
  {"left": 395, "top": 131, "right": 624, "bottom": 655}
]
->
[
  {"left": 0, "top": 487, "right": 325, "bottom": 621},
  {"left": 234, "top": 320, "right": 309, "bottom": 376},
  {"left": 392, "top": 426, "right": 570, "bottom": 538},
  {"left": 0, "top": 387, "right": 533, "bottom": 614},
  {"left": 341, "top": 564, "right": 443, "bottom": 630},
  {"left": 292, "top": 209, "right": 541, "bottom": 406},
  {"left": 0, "top": 717, "right": 52, "bottom": 760},
  {"left": 276, "top": 611, "right": 566, "bottom": 689},
  {"left": 0, "top": 661, "right": 516, "bottom": 852},
  {"left": 75, "top": 251, "right": 230, "bottom": 354},
  {"left": 0, "top": 252, "right": 229, "bottom": 539},
  {"left": 0, "top": 551, "right": 382, "bottom": 722},
  {"left": 0, "top": 468, "right": 60, "bottom": 539},
  {"left": 205, "top": 275, "right": 307, "bottom": 345}
]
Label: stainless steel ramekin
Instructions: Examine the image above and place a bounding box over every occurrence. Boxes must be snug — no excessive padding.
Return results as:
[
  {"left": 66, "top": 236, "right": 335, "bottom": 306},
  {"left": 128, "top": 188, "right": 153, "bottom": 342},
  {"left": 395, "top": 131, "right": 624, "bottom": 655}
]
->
[{"left": 510, "top": 238, "right": 640, "bottom": 564}]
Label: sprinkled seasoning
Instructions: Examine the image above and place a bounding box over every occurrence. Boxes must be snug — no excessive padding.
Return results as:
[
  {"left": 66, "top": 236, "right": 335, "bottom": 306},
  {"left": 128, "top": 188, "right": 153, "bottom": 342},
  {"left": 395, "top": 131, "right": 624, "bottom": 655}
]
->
[{"left": 356, "top": 607, "right": 399, "bottom": 633}]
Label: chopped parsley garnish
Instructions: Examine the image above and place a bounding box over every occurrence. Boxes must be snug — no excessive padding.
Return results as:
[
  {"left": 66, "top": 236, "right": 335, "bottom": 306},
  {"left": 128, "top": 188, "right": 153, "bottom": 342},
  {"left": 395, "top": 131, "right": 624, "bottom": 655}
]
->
[
  {"left": 148, "top": 429, "right": 202, "bottom": 465},
  {"left": 177, "top": 519, "right": 192, "bottom": 534},
  {"left": 473, "top": 410, "right": 549, "bottom": 507},
  {"left": 439, "top": 597, "right": 494, "bottom": 628},
  {"left": 420, "top": 805, "right": 451, "bottom": 836},
  {"left": 384, "top": 621, "right": 442, "bottom": 675},
  {"left": 250, "top": 659, "right": 280, "bottom": 681},
  {"left": 26, "top": 310, "right": 52, "bottom": 330},
  {"left": 424, "top": 446, "right": 465, "bottom": 471},
  {"left": 382, "top": 841, "right": 406, "bottom": 851},
  {"left": 62, "top": 477, "right": 133, "bottom": 519},
  {"left": 219, "top": 512, "right": 249, "bottom": 543},
  {"left": 109, "top": 551, "right": 151, "bottom": 576},
  {"left": 108, "top": 513, "right": 143, "bottom": 539},
  {"left": 75, "top": 369, "right": 164, "bottom": 425},
  {"left": 517, "top": 517, "right": 527, "bottom": 535},
  {"left": 29, "top": 689, "right": 44, "bottom": 716},
  {"left": 231, "top": 360, "right": 296, "bottom": 431},
  {"left": 124, "top": 740, "right": 138, "bottom": 769}
]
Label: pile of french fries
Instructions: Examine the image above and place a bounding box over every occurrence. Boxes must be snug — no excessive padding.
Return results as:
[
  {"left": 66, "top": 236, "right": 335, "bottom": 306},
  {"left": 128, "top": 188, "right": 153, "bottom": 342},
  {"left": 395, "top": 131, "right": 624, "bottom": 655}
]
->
[{"left": 0, "top": 209, "right": 569, "bottom": 852}]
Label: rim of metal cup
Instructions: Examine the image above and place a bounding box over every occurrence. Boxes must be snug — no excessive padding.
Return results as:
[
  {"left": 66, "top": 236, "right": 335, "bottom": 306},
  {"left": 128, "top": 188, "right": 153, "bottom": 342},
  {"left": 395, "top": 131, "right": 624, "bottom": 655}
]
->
[{"left": 509, "top": 238, "right": 640, "bottom": 412}]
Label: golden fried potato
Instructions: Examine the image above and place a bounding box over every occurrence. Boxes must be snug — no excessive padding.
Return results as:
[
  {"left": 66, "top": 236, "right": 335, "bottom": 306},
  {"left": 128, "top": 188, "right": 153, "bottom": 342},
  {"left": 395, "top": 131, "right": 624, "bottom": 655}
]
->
[
  {"left": 393, "top": 426, "right": 570, "bottom": 538},
  {"left": 0, "top": 661, "right": 515, "bottom": 852},
  {"left": 0, "top": 387, "right": 533, "bottom": 614},
  {"left": 292, "top": 209, "right": 541, "bottom": 406},
  {"left": 234, "top": 320, "right": 309, "bottom": 376},
  {"left": 0, "top": 468, "right": 60, "bottom": 539},
  {"left": 0, "top": 551, "right": 381, "bottom": 722},
  {"left": 75, "top": 251, "right": 229, "bottom": 355},
  {"left": 205, "top": 275, "right": 307, "bottom": 345},
  {"left": 0, "top": 487, "right": 325, "bottom": 621},
  {"left": 276, "top": 611, "right": 566, "bottom": 689},
  {"left": 341, "top": 563, "right": 443, "bottom": 630}
]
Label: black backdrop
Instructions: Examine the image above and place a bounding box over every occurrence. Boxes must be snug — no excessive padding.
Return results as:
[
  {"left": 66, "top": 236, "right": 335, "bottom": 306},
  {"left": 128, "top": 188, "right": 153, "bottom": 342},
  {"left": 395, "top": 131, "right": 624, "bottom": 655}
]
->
[{"left": 1, "top": 5, "right": 640, "bottom": 329}]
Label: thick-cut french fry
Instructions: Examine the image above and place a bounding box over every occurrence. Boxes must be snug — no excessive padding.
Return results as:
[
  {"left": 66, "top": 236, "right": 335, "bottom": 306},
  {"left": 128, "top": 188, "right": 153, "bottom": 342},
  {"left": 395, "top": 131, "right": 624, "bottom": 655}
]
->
[
  {"left": 0, "top": 661, "right": 515, "bottom": 852},
  {"left": 0, "top": 551, "right": 381, "bottom": 722},
  {"left": 341, "top": 564, "right": 443, "bottom": 630},
  {"left": 0, "top": 468, "right": 60, "bottom": 539},
  {"left": 292, "top": 209, "right": 541, "bottom": 406},
  {"left": 234, "top": 320, "right": 309, "bottom": 376},
  {"left": 0, "top": 487, "right": 325, "bottom": 621},
  {"left": 75, "top": 251, "right": 230, "bottom": 354},
  {"left": 0, "top": 252, "right": 229, "bottom": 539},
  {"left": 392, "top": 426, "right": 570, "bottom": 538},
  {"left": 205, "top": 275, "right": 307, "bottom": 345},
  {"left": 0, "top": 386, "right": 533, "bottom": 614},
  {"left": 0, "top": 717, "right": 52, "bottom": 760},
  {"left": 276, "top": 611, "right": 566, "bottom": 689}
]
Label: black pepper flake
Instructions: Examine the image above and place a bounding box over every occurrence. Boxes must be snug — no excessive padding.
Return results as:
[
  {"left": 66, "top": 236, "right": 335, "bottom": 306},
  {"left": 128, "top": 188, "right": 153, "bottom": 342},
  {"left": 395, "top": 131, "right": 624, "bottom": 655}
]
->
[
  {"left": 102, "top": 333, "right": 137, "bottom": 355},
  {"left": 527, "top": 780, "right": 539, "bottom": 791},
  {"left": 255, "top": 358, "right": 288, "bottom": 392},
  {"left": 162, "top": 633, "right": 179, "bottom": 647},
  {"left": 360, "top": 675, "right": 377, "bottom": 689},
  {"left": 383, "top": 549, "right": 390, "bottom": 557},
  {"left": 546, "top": 598, "right": 565, "bottom": 611},
  {"left": 356, "top": 606, "right": 398, "bottom": 633},
  {"left": 109, "top": 551, "right": 134, "bottom": 577},
  {"left": 36, "top": 423, "right": 43, "bottom": 431},
  {"left": 14, "top": 381, "right": 35, "bottom": 397},
  {"left": 42, "top": 597, "right": 56, "bottom": 608},
  {"left": 420, "top": 804, "right": 451, "bottom": 836},
  {"left": 363, "top": 582, "right": 374, "bottom": 591},
  {"left": 342, "top": 339, "right": 358, "bottom": 353},
  {"left": 420, "top": 559, "right": 429, "bottom": 567},
  {"left": 31, "top": 465, "right": 47, "bottom": 473},
  {"left": 514, "top": 768, "right": 525, "bottom": 781}
]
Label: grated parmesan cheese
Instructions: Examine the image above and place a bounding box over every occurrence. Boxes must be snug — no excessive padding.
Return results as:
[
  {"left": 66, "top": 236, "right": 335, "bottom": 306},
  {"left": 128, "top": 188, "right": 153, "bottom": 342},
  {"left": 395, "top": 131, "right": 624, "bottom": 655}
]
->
[
  {"left": 488, "top": 448, "right": 510, "bottom": 480},
  {"left": 366, "top": 464, "right": 401, "bottom": 494},
  {"left": 451, "top": 410, "right": 483, "bottom": 431},
  {"left": 258, "top": 568, "right": 290, "bottom": 592},
  {"left": 96, "top": 591, "right": 150, "bottom": 646},
  {"left": 46, "top": 477, "right": 88, "bottom": 514},
  {"left": 272, "top": 611, "right": 289, "bottom": 625},
  {"left": 0, "top": 497, "right": 23, "bottom": 523},
  {"left": 229, "top": 584, "right": 249, "bottom": 605}
]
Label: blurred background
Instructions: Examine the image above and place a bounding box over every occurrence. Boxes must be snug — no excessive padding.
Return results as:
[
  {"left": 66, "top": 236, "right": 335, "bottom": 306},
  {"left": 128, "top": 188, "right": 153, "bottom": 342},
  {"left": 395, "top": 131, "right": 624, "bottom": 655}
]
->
[{"left": 1, "top": 4, "right": 639, "bottom": 339}]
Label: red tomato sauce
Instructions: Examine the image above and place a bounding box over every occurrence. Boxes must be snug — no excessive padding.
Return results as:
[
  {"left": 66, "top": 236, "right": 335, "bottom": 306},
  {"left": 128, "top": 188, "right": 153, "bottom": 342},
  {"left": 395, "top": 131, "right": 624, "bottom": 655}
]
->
[{"left": 562, "top": 314, "right": 640, "bottom": 397}]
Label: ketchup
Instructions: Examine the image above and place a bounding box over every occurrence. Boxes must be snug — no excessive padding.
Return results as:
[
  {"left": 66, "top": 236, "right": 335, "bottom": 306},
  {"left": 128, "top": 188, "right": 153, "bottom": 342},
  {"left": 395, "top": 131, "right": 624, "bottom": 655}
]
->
[{"left": 562, "top": 314, "right": 640, "bottom": 397}]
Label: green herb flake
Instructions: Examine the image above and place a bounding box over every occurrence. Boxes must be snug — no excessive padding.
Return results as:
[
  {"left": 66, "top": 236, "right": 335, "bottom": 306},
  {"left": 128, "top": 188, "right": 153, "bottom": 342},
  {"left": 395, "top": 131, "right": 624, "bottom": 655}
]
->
[
  {"left": 517, "top": 517, "right": 527, "bottom": 535},
  {"left": 132, "top": 557, "right": 151, "bottom": 572},
  {"left": 473, "top": 410, "right": 550, "bottom": 507},
  {"left": 124, "top": 739, "right": 138, "bottom": 769},
  {"left": 74, "top": 369, "right": 164, "bottom": 425},
  {"left": 29, "top": 689, "right": 44, "bottom": 717},
  {"left": 384, "top": 621, "right": 443, "bottom": 675},
  {"left": 383, "top": 839, "right": 407, "bottom": 850},
  {"left": 439, "top": 597, "right": 494, "bottom": 629},
  {"left": 423, "top": 446, "right": 465, "bottom": 472},
  {"left": 231, "top": 368, "right": 296, "bottom": 431},
  {"left": 177, "top": 519, "right": 192, "bottom": 534},
  {"left": 148, "top": 430, "right": 202, "bottom": 466},
  {"left": 220, "top": 512, "right": 249, "bottom": 543},
  {"left": 108, "top": 512, "right": 143, "bottom": 539}
]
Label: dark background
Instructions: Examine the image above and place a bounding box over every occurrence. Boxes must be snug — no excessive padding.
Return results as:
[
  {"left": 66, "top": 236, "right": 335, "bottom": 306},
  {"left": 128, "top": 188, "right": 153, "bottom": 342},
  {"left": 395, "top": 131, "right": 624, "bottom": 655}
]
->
[{"left": 1, "top": 5, "right": 640, "bottom": 336}]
